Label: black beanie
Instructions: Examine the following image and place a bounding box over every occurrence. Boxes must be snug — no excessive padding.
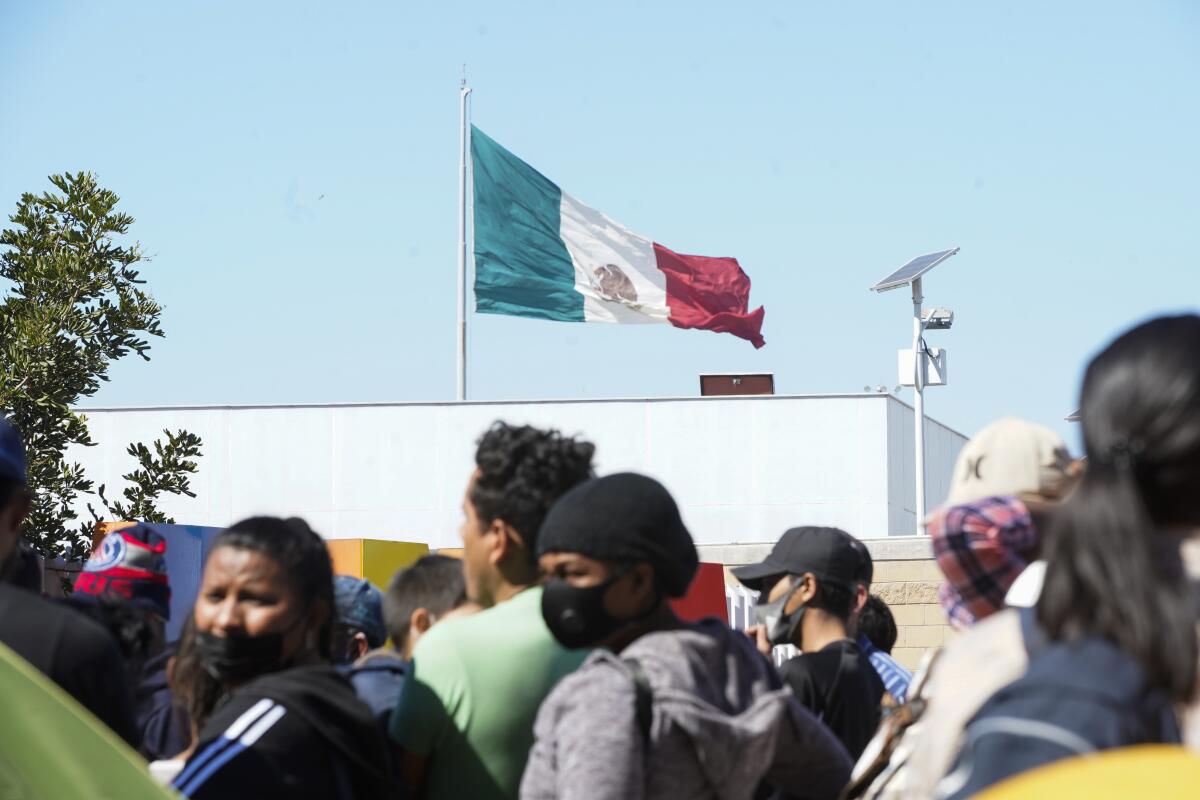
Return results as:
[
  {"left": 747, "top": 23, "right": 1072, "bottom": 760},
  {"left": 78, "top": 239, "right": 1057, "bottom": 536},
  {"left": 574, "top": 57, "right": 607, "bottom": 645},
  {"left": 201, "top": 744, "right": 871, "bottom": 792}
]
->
[{"left": 537, "top": 472, "right": 699, "bottom": 598}]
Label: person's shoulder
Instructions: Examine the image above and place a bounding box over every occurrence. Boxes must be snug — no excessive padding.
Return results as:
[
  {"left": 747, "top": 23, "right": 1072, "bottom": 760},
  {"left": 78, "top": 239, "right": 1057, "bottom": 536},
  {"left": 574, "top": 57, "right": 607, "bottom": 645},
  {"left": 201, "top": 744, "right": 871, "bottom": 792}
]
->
[
  {"left": 869, "top": 646, "right": 911, "bottom": 674},
  {"left": 934, "top": 609, "right": 1025, "bottom": 678},
  {"left": 539, "top": 651, "right": 633, "bottom": 716},
  {"left": 421, "top": 587, "right": 551, "bottom": 652},
  {"left": 176, "top": 695, "right": 308, "bottom": 798},
  {"left": 26, "top": 592, "right": 120, "bottom": 661},
  {"left": 779, "top": 651, "right": 818, "bottom": 679},
  {"left": 414, "top": 594, "right": 516, "bottom": 647},
  {"left": 0, "top": 586, "right": 77, "bottom": 632},
  {"left": 204, "top": 667, "right": 355, "bottom": 752},
  {"left": 410, "top": 612, "right": 470, "bottom": 662},
  {"left": 351, "top": 651, "right": 407, "bottom": 680},
  {"left": 920, "top": 608, "right": 1026, "bottom": 710},
  {"left": 244, "top": 662, "right": 361, "bottom": 707}
]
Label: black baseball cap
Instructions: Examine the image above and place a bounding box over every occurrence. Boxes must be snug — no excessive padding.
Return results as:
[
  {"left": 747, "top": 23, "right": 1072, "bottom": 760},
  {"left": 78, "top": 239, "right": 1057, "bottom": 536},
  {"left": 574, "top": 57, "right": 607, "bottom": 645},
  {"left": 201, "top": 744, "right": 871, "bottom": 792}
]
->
[
  {"left": 849, "top": 536, "right": 873, "bottom": 585},
  {"left": 732, "top": 526, "right": 864, "bottom": 592}
]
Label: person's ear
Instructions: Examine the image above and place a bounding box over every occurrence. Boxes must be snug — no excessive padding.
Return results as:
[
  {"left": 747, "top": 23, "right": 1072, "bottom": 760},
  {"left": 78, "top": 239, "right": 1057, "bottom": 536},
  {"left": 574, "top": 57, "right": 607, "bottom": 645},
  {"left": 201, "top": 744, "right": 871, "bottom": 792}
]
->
[
  {"left": 0, "top": 491, "right": 31, "bottom": 563},
  {"left": 785, "top": 573, "right": 817, "bottom": 614},
  {"left": 352, "top": 631, "right": 370, "bottom": 660},
  {"left": 404, "top": 607, "right": 436, "bottom": 658},
  {"left": 490, "top": 521, "right": 527, "bottom": 566},
  {"left": 410, "top": 607, "right": 434, "bottom": 636},
  {"left": 627, "top": 563, "right": 657, "bottom": 609},
  {"left": 854, "top": 583, "right": 869, "bottom": 615}
]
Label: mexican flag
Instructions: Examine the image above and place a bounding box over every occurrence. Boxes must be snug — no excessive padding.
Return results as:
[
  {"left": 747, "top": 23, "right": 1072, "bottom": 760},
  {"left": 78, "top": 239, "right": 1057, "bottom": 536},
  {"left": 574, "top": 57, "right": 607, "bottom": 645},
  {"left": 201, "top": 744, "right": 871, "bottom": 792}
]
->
[{"left": 471, "top": 126, "right": 766, "bottom": 348}]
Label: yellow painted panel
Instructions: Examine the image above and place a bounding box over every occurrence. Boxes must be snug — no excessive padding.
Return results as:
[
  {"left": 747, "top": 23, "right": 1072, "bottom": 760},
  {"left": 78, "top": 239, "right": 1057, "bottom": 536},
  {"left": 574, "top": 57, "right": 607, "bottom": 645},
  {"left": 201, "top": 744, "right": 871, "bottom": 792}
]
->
[{"left": 361, "top": 540, "right": 430, "bottom": 589}]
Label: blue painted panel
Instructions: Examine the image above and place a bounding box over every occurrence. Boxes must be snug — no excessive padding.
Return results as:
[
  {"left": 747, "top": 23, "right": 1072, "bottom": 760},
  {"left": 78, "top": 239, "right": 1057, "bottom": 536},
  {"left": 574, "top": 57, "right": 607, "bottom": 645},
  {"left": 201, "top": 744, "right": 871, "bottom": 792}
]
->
[{"left": 152, "top": 524, "right": 223, "bottom": 641}]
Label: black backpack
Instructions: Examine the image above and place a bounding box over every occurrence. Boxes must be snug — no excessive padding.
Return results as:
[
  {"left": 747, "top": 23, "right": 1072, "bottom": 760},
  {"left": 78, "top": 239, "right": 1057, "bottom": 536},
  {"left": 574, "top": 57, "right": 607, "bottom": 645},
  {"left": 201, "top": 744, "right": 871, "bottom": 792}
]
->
[{"left": 936, "top": 608, "right": 1181, "bottom": 799}]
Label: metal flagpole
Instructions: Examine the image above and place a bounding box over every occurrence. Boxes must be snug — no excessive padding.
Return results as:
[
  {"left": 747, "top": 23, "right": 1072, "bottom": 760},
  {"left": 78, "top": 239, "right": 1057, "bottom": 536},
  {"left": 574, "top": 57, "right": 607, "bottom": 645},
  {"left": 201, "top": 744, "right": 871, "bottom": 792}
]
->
[
  {"left": 911, "top": 277, "right": 926, "bottom": 526},
  {"left": 456, "top": 76, "right": 472, "bottom": 402}
]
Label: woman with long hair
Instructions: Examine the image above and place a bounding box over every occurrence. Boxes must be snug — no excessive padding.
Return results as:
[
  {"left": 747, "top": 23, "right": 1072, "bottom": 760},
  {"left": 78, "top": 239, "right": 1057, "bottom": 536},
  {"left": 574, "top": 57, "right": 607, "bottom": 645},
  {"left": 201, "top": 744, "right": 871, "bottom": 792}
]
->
[
  {"left": 941, "top": 315, "right": 1200, "bottom": 797},
  {"left": 170, "top": 517, "right": 397, "bottom": 799},
  {"left": 1038, "top": 314, "right": 1200, "bottom": 701}
]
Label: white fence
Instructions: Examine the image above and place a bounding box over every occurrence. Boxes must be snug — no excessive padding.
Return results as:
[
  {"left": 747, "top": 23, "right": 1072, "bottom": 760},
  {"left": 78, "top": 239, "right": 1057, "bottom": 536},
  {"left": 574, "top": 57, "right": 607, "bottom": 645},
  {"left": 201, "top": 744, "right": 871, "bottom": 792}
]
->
[{"left": 725, "top": 584, "right": 798, "bottom": 667}]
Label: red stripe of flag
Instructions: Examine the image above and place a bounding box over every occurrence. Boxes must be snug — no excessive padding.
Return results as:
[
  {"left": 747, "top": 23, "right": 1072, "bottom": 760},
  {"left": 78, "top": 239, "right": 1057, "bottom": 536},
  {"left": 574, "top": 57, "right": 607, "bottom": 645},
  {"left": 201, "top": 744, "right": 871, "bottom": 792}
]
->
[{"left": 653, "top": 244, "right": 766, "bottom": 349}]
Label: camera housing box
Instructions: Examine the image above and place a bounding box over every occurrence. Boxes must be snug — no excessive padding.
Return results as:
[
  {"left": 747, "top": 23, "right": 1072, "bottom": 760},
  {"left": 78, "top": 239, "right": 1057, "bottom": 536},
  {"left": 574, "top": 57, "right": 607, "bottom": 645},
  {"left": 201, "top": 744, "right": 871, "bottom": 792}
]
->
[{"left": 898, "top": 347, "right": 948, "bottom": 387}]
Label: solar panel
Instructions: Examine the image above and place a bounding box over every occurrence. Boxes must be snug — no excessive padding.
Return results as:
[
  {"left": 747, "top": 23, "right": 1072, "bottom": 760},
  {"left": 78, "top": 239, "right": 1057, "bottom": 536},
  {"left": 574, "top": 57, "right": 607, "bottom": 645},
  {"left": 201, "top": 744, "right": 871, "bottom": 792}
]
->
[{"left": 870, "top": 247, "right": 959, "bottom": 292}]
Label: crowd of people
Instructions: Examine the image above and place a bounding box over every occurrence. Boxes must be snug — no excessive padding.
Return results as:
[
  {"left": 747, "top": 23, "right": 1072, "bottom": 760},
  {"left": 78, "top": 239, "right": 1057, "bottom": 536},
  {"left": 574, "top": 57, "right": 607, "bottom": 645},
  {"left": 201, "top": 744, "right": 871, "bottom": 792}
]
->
[{"left": 0, "top": 312, "right": 1198, "bottom": 799}]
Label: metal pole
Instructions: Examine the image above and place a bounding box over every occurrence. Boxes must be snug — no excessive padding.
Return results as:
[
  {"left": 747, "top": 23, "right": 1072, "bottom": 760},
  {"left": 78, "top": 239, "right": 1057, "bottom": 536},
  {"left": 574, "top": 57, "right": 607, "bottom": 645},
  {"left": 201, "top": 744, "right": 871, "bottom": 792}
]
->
[
  {"left": 911, "top": 277, "right": 926, "bottom": 530},
  {"left": 456, "top": 80, "right": 472, "bottom": 402}
]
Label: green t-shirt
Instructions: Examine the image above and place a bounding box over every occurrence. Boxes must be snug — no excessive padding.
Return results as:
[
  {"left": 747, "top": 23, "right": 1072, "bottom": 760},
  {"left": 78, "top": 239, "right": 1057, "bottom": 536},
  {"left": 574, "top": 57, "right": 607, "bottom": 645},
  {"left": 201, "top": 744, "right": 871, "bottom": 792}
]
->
[{"left": 391, "top": 585, "right": 586, "bottom": 800}]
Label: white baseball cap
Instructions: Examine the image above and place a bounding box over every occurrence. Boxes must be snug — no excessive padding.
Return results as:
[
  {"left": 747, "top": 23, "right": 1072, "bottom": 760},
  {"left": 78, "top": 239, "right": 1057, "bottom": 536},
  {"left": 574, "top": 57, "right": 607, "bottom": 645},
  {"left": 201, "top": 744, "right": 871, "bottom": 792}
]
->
[{"left": 944, "top": 417, "right": 1080, "bottom": 510}]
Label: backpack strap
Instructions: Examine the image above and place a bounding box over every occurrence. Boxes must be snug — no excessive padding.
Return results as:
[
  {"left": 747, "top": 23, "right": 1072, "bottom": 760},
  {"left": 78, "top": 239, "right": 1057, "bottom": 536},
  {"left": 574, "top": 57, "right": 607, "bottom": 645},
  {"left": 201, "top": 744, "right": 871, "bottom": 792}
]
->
[
  {"left": 624, "top": 658, "right": 654, "bottom": 743},
  {"left": 1017, "top": 605, "right": 1047, "bottom": 659},
  {"left": 817, "top": 640, "right": 860, "bottom": 721}
]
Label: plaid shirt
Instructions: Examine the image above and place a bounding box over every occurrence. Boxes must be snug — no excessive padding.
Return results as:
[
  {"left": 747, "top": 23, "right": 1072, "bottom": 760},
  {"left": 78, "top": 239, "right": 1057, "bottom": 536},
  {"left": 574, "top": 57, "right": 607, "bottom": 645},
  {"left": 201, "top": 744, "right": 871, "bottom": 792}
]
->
[
  {"left": 928, "top": 495, "right": 1037, "bottom": 630},
  {"left": 858, "top": 634, "right": 912, "bottom": 703}
]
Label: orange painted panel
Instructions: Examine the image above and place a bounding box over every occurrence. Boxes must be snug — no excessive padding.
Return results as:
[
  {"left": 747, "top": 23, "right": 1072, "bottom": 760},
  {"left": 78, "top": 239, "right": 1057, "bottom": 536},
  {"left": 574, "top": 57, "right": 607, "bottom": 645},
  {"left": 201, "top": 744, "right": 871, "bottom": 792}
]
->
[{"left": 326, "top": 540, "right": 365, "bottom": 578}]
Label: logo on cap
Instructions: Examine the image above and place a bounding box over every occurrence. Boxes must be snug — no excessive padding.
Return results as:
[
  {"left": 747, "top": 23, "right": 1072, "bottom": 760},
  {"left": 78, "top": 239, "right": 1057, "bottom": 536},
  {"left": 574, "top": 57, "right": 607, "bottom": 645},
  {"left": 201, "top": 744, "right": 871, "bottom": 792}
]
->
[
  {"left": 967, "top": 455, "right": 986, "bottom": 481},
  {"left": 85, "top": 533, "right": 128, "bottom": 573}
]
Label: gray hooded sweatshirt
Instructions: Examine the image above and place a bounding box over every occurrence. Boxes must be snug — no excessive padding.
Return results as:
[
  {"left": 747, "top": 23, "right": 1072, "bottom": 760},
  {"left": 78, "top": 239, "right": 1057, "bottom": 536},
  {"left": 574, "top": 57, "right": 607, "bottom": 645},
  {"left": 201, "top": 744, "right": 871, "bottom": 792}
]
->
[{"left": 520, "top": 619, "right": 852, "bottom": 800}]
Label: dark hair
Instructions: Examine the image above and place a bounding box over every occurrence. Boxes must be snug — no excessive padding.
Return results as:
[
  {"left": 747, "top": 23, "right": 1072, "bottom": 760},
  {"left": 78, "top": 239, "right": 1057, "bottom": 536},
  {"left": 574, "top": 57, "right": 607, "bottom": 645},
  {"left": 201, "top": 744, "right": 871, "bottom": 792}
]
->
[
  {"left": 60, "top": 594, "right": 158, "bottom": 685},
  {"left": 849, "top": 537, "right": 873, "bottom": 586},
  {"left": 1038, "top": 315, "right": 1200, "bottom": 701},
  {"left": 811, "top": 579, "right": 855, "bottom": 620},
  {"left": 171, "top": 615, "right": 218, "bottom": 737},
  {"left": 209, "top": 516, "right": 336, "bottom": 659},
  {"left": 1, "top": 540, "right": 42, "bottom": 592},
  {"left": 858, "top": 595, "right": 898, "bottom": 653},
  {"left": 0, "top": 477, "right": 24, "bottom": 513},
  {"left": 383, "top": 555, "right": 467, "bottom": 648},
  {"left": 470, "top": 422, "right": 596, "bottom": 561}
]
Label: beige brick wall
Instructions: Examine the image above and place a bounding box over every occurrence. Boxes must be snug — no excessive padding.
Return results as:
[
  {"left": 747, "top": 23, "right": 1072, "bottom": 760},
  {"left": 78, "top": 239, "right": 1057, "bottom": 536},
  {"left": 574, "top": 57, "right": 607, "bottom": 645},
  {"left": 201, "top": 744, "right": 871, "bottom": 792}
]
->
[{"left": 871, "top": 558, "right": 951, "bottom": 670}]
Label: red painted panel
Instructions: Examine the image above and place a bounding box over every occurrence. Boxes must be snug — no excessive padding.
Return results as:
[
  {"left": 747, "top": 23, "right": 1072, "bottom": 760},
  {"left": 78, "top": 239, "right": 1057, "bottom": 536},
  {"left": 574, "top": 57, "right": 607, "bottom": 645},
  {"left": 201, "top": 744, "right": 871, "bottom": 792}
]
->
[{"left": 670, "top": 562, "right": 728, "bottom": 623}]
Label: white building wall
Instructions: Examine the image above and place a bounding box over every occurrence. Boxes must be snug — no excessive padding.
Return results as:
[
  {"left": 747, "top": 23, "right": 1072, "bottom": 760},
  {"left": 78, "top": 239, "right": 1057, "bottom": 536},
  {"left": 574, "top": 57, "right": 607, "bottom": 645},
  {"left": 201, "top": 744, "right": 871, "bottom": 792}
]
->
[
  {"left": 71, "top": 394, "right": 964, "bottom": 548},
  {"left": 886, "top": 398, "right": 968, "bottom": 533}
]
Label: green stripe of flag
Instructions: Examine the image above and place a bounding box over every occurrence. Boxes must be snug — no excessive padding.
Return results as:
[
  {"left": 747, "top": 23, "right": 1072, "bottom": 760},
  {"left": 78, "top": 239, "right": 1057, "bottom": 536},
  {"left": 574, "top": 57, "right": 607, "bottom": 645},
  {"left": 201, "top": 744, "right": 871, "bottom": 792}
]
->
[{"left": 471, "top": 125, "right": 583, "bottom": 322}]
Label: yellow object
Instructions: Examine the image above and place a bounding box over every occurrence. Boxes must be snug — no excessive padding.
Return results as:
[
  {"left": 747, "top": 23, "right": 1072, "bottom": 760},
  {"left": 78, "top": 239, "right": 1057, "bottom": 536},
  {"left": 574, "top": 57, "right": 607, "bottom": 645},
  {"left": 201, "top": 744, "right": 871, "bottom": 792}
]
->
[
  {"left": 978, "top": 746, "right": 1200, "bottom": 799},
  {"left": 326, "top": 539, "right": 430, "bottom": 588},
  {"left": 0, "top": 641, "right": 175, "bottom": 799}
]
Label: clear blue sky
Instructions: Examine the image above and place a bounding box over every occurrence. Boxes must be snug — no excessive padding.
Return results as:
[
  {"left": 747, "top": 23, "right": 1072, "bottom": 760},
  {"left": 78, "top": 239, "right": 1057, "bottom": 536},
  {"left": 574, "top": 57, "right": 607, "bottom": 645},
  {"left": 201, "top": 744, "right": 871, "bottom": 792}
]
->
[{"left": 3, "top": 1, "right": 1198, "bottom": 448}]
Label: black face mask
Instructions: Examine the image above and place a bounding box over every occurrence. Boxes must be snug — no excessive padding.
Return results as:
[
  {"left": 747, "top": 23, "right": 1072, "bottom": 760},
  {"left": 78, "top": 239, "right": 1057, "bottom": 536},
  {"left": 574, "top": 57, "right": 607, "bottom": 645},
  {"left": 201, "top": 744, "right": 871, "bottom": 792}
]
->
[
  {"left": 194, "top": 630, "right": 286, "bottom": 683},
  {"left": 542, "top": 568, "right": 656, "bottom": 650}
]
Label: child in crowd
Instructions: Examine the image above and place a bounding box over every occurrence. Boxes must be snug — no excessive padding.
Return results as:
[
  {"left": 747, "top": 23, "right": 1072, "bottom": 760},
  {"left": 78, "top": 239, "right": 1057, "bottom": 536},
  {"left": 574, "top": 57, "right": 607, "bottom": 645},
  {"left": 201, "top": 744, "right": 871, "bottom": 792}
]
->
[{"left": 346, "top": 554, "right": 468, "bottom": 727}]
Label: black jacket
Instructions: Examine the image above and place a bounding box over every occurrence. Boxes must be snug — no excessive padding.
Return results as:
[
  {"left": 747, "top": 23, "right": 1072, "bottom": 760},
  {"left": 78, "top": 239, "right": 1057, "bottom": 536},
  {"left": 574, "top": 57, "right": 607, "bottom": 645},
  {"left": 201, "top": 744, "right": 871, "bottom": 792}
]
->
[
  {"left": 173, "top": 663, "right": 400, "bottom": 800},
  {"left": 136, "top": 647, "right": 191, "bottom": 760},
  {"left": 0, "top": 583, "right": 139, "bottom": 746}
]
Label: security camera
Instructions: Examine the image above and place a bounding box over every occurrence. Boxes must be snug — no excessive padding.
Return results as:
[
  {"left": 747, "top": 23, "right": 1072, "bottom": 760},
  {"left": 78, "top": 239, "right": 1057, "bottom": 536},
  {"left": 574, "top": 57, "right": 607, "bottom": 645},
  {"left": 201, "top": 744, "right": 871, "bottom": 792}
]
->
[{"left": 922, "top": 307, "right": 954, "bottom": 330}]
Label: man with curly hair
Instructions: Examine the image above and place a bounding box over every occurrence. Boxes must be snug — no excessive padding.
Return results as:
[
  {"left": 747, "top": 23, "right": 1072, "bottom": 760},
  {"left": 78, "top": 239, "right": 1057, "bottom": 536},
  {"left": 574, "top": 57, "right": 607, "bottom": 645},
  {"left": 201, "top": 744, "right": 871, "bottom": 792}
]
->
[{"left": 391, "top": 422, "right": 595, "bottom": 800}]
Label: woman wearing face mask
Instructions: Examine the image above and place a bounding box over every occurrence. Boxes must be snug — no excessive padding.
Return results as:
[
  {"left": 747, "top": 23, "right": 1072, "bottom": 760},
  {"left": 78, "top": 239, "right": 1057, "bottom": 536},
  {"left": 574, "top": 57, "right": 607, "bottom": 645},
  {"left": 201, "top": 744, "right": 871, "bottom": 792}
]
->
[
  {"left": 520, "top": 473, "right": 851, "bottom": 800},
  {"left": 171, "top": 517, "right": 398, "bottom": 800}
]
